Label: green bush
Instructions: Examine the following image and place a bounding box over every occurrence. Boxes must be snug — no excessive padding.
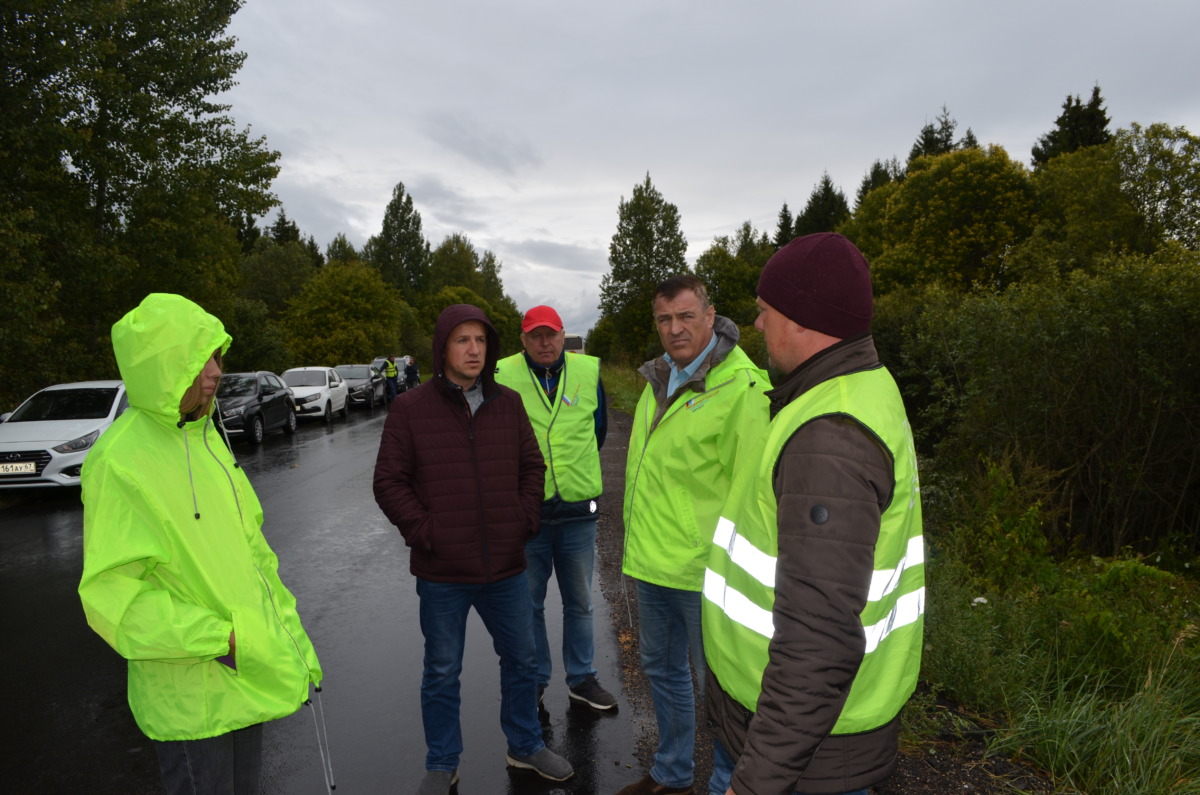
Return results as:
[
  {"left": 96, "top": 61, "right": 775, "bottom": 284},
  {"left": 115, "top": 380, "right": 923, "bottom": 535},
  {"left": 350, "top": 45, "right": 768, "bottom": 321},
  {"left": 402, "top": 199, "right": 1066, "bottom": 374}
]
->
[{"left": 892, "top": 247, "right": 1200, "bottom": 558}]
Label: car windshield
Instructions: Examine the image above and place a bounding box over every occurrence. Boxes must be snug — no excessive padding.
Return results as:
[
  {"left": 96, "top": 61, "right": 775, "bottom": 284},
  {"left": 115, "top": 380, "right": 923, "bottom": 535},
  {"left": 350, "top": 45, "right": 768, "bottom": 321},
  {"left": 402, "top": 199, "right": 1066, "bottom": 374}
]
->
[
  {"left": 336, "top": 365, "right": 371, "bottom": 379},
  {"left": 8, "top": 388, "right": 118, "bottom": 422},
  {"left": 284, "top": 370, "right": 327, "bottom": 388},
  {"left": 217, "top": 375, "right": 258, "bottom": 398}
]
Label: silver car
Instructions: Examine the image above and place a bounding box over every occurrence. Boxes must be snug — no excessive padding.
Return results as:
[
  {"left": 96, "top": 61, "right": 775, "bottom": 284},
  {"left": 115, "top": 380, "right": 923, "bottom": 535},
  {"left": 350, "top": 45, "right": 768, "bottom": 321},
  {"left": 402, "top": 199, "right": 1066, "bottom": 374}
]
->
[{"left": 0, "top": 381, "right": 128, "bottom": 488}]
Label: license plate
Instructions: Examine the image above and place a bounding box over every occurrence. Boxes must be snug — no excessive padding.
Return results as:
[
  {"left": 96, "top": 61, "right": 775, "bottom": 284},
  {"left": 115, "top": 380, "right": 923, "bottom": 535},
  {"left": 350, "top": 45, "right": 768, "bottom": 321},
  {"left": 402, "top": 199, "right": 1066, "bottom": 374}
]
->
[{"left": 0, "top": 461, "right": 35, "bottom": 474}]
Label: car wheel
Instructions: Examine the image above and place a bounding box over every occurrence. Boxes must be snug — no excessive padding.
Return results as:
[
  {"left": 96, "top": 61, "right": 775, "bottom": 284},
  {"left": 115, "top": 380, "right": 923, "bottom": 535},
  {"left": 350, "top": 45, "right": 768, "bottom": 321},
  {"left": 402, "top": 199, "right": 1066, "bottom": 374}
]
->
[
  {"left": 284, "top": 407, "right": 297, "bottom": 434},
  {"left": 340, "top": 397, "right": 349, "bottom": 418},
  {"left": 250, "top": 415, "right": 265, "bottom": 445},
  {"left": 323, "top": 400, "right": 333, "bottom": 424}
]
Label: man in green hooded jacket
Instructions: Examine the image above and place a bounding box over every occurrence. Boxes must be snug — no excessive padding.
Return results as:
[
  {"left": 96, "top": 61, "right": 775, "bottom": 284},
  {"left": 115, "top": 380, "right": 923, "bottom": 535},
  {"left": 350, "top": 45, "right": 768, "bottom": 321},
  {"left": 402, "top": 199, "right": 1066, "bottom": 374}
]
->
[{"left": 79, "top": 293, "right": 324, "bottom": 794}]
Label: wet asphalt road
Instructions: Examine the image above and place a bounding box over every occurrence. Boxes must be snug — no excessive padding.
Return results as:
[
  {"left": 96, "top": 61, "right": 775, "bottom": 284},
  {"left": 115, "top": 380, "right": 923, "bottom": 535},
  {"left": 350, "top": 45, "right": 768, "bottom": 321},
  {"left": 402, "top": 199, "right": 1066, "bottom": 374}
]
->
[{"left": 3, "top": 402, "right": 640, "bottom": 794}]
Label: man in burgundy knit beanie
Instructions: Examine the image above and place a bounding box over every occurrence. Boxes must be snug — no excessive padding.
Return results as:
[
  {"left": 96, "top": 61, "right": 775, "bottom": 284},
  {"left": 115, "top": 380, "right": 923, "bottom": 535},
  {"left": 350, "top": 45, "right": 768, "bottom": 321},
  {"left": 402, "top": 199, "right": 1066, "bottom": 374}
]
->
[{"left": 756, "top": 232, "right": 873, "bottom": 338}]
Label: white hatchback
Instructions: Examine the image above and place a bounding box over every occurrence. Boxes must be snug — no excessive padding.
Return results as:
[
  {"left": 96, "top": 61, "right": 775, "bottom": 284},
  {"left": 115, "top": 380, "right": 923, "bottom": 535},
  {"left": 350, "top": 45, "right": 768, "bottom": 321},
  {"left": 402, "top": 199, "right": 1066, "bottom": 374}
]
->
[
  {"left": 281, "top": 367, "right": 350, "bottom": 423},
  {"left": 0, "top": 380, "right": 129, "bottom": 488}
]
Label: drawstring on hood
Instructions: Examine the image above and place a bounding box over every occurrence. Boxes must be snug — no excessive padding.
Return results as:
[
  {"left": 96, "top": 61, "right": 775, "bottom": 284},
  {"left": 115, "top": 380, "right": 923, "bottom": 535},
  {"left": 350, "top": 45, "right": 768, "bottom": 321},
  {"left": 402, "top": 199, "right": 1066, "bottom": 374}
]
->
[
  {"left": 178, "top": 421, "right": 202, "bottom": 520},
  {"left": 306, "top": 687, "right": 337, "bottom": 791}
]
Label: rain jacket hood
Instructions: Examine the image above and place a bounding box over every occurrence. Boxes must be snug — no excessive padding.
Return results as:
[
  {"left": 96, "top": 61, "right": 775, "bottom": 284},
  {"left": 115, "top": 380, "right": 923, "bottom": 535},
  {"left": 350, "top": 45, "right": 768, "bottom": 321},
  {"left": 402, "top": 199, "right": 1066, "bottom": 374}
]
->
[
  {"left": 432, "top": 303, "right": 500, "bottom": 392},
  {"left": 80, "top": 293, "right": 321, "bottom": 742},
  {"left": 113, "top": 293, "right": 232, "bottom": 421}
]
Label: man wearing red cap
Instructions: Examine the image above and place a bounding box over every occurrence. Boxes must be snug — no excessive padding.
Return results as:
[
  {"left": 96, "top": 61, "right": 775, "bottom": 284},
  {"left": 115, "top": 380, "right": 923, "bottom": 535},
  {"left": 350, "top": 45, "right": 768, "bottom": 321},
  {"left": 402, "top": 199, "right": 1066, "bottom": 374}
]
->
[
  {"left": 702, "top": 233, "right": 925, "bottom": 795},
  {"left": 620, "top": 275, "right": 771, "bottom": 795},
  {"left": 495, "top": 305, "right": 616, "bottom": 717}
]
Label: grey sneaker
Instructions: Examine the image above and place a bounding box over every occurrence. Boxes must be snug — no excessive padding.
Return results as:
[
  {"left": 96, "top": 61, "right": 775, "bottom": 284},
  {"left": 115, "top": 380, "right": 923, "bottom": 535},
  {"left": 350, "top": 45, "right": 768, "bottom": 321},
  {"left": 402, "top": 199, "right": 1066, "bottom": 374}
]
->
[
  {"left": 416, "top": 768, "right": 459, "bottom": 795},
  {"left": 568, "top": 675, "right": 617, "bottom": 710},
  {"left": 505, "top": 747, "right": 574, "bottom": 781}
]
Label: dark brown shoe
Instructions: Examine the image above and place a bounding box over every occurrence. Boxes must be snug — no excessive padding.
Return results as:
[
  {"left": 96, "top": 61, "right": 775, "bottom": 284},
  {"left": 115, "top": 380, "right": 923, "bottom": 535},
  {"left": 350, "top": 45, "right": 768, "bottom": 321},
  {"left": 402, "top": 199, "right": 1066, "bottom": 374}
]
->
[{"left": 615, "top": 773, "right": 693, "bottom": 795}]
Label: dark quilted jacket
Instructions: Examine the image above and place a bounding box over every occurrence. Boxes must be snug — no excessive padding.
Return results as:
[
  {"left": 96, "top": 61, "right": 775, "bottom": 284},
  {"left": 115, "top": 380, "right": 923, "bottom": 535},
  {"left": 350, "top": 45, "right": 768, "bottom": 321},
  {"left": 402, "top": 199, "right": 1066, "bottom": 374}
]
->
[{"left": 372, "top": 304, "right": 545, "bottom": 583}]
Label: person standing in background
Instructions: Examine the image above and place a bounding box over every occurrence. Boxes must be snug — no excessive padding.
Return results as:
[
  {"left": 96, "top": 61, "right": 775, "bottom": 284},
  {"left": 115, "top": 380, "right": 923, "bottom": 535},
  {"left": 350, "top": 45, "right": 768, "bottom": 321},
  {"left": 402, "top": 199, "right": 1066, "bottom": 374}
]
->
[{"left": 496, "top": 305, "right": 616, "bottom": 718}]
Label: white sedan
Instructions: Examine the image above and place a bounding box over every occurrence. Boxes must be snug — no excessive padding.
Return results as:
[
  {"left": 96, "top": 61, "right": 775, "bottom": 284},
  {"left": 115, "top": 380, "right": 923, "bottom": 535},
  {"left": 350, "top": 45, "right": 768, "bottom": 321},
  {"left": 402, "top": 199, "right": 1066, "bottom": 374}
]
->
[
  {"left": 281, "top": 367, "right": 350, "bottom": 423},
  {"left": 0, "top": 380, "right": 128, "bottom": 488}
]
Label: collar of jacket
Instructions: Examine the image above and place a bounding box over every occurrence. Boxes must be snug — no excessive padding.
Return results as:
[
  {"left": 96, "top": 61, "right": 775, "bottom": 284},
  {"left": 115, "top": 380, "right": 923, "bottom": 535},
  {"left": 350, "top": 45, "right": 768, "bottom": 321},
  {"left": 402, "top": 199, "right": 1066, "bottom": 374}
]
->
[
  {"left": 639, "top": 314, "right": 740, "bottom": 399},
  {"left": 434, "top": 373, "right": 497, "bottom": 402},
  {"left": 766, "top": 333, "right": 879, "bottom": 418},
  {"left": 521, "top": 349, "right": 566, "bottom": 381}
]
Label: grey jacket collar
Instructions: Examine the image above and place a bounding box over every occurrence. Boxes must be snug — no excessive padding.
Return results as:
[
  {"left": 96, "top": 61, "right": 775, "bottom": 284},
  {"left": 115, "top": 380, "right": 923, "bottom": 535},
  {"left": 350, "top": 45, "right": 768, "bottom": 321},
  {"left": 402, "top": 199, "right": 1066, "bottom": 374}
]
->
[{"left": 639, "top": 315, "right": 741, "bottom": 421}]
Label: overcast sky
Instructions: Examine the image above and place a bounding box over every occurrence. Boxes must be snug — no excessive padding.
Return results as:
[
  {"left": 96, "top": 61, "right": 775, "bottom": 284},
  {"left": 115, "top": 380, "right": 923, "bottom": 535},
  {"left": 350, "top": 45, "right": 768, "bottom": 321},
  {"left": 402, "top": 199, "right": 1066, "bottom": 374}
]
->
[{"left": 223, "top": 0, "right": 1200, "bottom": 335}]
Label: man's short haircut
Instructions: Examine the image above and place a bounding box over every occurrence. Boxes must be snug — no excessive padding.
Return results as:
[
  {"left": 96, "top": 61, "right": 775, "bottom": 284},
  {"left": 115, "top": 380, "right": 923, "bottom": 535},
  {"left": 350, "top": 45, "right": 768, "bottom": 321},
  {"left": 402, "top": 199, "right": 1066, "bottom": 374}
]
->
[{"left": 653, "top": 274, "right": 710, "bottom": 311}]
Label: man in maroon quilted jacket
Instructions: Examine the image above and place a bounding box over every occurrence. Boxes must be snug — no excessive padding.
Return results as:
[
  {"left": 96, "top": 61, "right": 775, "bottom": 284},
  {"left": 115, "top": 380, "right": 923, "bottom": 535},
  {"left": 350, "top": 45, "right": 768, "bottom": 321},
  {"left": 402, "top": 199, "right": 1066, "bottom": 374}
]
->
[{"left": 373, "top": 303, "right": 575, "bottom": 794}]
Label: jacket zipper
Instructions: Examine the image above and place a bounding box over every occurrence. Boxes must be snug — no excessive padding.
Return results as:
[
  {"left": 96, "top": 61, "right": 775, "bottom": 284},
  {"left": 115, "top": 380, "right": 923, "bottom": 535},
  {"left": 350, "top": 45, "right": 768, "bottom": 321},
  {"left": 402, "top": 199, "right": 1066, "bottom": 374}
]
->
[{"left": 203, "top": 422, "right": 315, "bottom": 681}]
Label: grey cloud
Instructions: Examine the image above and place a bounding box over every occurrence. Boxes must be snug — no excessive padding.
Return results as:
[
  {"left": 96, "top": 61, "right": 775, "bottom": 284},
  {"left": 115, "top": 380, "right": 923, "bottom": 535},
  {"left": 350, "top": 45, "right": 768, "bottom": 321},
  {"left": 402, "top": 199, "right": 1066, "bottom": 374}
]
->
[
  {"left": 420, "top": 111, "right": 542, "bottom": 177},
  {"left": 503, "top": 239, "right": 607, "bottom": 276}
]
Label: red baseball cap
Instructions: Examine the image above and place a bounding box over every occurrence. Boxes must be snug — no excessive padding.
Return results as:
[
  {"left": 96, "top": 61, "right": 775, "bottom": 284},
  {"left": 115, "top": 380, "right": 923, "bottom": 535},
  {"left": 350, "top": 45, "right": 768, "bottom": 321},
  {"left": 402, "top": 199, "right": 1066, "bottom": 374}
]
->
[{"left": 521, "top": 305, "right": 564, "bottom": 333}]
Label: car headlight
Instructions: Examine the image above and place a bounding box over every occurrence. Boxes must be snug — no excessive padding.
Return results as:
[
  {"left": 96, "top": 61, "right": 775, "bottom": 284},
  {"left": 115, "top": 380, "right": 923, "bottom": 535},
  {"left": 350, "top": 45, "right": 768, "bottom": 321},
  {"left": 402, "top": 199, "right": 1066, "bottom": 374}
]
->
[
  {"left": 222, "top": 405, "right": 245, "bottom": 418},
  {"left": 296, "top": 394, "right": 319, "bottom": 405},
  {"left": 53, "top": 429, "right": 100, "bottom": 454}
]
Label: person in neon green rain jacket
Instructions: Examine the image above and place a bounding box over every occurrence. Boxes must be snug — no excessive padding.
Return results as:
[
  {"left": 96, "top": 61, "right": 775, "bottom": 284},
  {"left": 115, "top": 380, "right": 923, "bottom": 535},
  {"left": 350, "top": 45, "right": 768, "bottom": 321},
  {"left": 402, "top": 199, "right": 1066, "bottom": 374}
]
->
[{"left": 78, "top": 293, "right": 323, "bottom": 794}]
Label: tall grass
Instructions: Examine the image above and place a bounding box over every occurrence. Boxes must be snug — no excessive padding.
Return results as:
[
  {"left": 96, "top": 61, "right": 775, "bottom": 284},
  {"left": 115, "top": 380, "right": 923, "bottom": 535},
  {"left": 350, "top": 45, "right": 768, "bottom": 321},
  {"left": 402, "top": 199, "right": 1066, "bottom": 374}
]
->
[
  {"left": 994, "top": 641, "right": 1200, "bottom": 794},
  {"left": 601, "top": 362, "right": 645, "bottom": 414},
  {"left": 920, "top": 456, "right": 1200, "bottom": 793}
]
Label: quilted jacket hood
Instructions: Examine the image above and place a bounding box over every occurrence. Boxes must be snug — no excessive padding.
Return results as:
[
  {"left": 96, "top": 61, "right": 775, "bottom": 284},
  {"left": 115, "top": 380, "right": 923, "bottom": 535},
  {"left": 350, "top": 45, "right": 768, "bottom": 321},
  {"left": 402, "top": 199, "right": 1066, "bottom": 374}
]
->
[{"left": 431, "top": 303, "right": 500, "bottom": 390}]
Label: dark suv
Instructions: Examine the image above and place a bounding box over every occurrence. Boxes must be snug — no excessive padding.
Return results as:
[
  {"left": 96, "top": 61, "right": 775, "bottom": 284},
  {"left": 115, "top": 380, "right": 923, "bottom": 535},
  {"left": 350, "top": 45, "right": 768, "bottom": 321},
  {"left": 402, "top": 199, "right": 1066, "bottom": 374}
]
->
[{"left": 217, "top": 371, "right": 297, "bottom": 444}]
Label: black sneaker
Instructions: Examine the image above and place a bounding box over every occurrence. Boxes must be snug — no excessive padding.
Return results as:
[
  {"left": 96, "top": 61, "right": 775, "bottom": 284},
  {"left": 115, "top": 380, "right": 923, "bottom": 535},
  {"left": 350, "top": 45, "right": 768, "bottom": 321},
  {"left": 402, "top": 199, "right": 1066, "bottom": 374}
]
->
[{"left": 568, "top": 676, "right": 617, "bottom": 710}]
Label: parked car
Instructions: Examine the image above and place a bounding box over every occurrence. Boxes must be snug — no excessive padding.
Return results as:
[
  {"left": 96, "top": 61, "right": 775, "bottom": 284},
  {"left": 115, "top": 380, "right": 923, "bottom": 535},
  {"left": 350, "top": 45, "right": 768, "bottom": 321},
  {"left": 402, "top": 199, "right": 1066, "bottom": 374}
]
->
[
  {"left": 336, "top": 364, "right": 385, "bottom": 407},
  {"left": 217, "top": 371, "right": 297, "bottom": 443},
  {"left": 281, "top": 367, "right": 350, "bottom": 422},
  {"left": 0, "top": 380, "right": 128, "bottom": 488}
]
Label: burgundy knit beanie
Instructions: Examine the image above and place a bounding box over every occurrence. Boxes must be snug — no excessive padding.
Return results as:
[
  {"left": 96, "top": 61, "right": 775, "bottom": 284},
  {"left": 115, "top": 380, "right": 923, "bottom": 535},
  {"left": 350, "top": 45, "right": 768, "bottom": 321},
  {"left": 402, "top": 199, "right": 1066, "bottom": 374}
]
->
[{"left": 757, "top": 232, "right": 873, "bottom": 338}]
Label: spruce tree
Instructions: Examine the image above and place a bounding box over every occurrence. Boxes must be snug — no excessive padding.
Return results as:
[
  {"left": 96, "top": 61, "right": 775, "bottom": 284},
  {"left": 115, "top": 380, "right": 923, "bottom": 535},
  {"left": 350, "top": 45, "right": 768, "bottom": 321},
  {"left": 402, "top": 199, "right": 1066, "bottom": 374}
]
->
[
  {"left": 794, "top": 173, "right": 851, "bottom": 237},
  {"left": 598, "top": 174, "right": 688, "bottom": 361},
  {"left": 1031, "top": 85, "right": 1112, "bottom": 167},
  {"left": 364, "top": 182, "right": 431, "bottom": 294},
  {"left": 773, "top": 202, "right": 795, "bottom": 249}
]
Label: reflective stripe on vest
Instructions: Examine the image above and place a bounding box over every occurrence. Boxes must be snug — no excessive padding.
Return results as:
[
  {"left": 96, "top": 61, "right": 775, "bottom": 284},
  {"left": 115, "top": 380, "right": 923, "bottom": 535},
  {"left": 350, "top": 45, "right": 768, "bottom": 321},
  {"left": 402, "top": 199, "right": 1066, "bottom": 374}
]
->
[
  {"left": 702, "top": 365, "right": 924, "bottom": 734},
  {"left": 496, "top": 352, "right": 602, "bottom": 502}
]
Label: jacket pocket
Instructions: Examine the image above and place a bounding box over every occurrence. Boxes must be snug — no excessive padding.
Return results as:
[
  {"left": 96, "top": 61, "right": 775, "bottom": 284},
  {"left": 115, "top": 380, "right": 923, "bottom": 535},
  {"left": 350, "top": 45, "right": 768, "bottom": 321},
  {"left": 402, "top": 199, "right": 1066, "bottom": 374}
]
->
[
  {"left": 218, "top": 609, "right": 242, "bottom": 676},
  {"left": 668, "top": 487, "right": 703, "bottom": 548}
]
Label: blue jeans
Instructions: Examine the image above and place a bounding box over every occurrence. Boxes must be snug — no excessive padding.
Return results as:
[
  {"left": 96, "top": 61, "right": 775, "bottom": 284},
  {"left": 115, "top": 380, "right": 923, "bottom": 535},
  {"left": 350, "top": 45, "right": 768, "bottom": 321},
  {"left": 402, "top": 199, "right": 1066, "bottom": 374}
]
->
[
  {"left": 417, "top": 573, "right": 544, "bottom": 771},
  {"left": 709, "top": 737, "right": 867, "bottom": 795},
  {"left": 526, "top": 517, "right": 598, "bottom": 687},
  {"left": 154, "top": 722, "right": 263, "bottom": 794},
  {"left": 636, "top": 579, "right": 704, "bottom": 789}
]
